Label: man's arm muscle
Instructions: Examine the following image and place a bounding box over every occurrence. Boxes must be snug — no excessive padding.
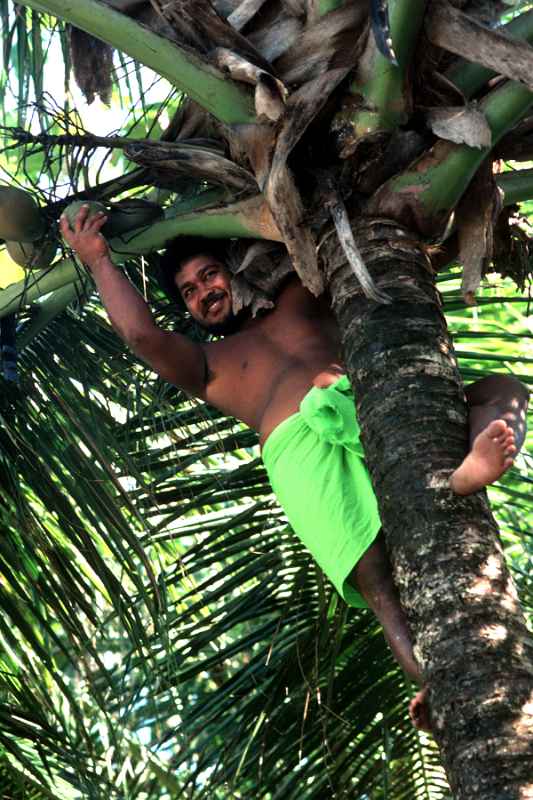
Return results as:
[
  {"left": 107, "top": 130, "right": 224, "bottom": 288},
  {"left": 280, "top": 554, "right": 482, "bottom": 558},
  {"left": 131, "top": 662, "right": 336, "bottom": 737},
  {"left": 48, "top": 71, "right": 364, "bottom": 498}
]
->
[
  {"left": 60, "top": 207, "right": 206, "bottom": 397},
  {"left": 129, "top": 325, "right": 208, "bottom": 395}
]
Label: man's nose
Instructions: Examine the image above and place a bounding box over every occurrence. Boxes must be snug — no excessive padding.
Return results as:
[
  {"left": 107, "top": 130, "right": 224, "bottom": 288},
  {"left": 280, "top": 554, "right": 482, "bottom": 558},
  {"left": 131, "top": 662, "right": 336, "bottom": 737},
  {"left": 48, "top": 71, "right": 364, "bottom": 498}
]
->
[{"left": 200, "top": 289, "right": 214, "bottom": 309}]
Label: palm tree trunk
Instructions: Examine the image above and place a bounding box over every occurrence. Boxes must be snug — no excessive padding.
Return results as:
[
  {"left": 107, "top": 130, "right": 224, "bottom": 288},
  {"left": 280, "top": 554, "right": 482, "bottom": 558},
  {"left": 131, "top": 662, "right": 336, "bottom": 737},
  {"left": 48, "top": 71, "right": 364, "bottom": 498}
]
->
[{"left": 322, "top": 217, "right": 533, "bottom": 798}]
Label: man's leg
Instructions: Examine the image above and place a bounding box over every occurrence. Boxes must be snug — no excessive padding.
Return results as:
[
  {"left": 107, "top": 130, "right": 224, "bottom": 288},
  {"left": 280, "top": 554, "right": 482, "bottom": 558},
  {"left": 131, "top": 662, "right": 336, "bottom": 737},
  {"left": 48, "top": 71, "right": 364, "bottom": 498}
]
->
[
  {"left": 349, "top": 531, "right": 430, "bottom": 730},
  {"left": 450, "top": 375, "right": 529, "bottom": 495}
]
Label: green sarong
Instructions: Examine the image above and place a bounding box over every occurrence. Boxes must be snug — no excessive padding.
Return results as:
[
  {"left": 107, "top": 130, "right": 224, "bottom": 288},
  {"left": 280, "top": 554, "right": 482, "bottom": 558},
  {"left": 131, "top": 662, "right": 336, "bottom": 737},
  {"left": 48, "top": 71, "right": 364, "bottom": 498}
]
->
[{"left": 262, "top": 376, "right": 381, "bottom": 608}]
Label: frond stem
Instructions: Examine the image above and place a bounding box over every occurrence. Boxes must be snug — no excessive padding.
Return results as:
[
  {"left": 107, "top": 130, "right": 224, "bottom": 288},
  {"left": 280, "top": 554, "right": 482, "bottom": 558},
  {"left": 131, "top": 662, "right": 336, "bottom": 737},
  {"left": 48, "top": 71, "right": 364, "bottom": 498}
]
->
[{"left": 16, "top": 0, "right": 256, "bottom": 124}]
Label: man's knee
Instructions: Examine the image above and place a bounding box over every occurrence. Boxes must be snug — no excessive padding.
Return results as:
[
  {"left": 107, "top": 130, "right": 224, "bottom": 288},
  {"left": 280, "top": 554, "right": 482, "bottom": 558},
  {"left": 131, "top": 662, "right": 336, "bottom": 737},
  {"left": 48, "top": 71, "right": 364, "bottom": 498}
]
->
[
  {"left": 466, "top": 374, "right": 529, "bottom": 407},
  {"left": 349, "top": 533, "right": 393, "bottom": 599}
]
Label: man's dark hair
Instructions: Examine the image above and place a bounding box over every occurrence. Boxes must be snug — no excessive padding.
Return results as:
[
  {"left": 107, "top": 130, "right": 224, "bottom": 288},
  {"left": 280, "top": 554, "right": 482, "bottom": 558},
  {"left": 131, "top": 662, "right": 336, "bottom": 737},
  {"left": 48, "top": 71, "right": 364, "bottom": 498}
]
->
[{"left": 158, "top": 237, "right": 228, "bottom": 306}]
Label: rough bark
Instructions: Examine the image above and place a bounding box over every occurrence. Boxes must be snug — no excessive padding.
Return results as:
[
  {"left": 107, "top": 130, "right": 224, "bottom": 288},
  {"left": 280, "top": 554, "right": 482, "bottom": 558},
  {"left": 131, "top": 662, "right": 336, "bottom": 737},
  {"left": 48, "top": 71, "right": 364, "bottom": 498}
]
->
[{"left": 322, "top": 217, "right": 533, "bottom": 799}]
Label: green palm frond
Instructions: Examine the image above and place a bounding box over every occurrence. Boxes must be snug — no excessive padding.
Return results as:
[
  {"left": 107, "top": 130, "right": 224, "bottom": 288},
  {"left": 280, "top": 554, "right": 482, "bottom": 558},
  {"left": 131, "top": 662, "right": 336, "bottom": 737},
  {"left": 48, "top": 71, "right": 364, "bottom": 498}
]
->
[
  {"left": 0, "top": 260, "right": 528, "bottom": 798},
  {"left": 0, "top": 0, "right": 531, "bottom": 797}
]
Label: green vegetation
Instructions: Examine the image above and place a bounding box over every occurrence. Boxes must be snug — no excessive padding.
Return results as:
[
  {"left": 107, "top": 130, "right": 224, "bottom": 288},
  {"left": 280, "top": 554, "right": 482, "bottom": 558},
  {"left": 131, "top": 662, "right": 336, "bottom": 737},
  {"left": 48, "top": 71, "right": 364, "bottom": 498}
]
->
[{"left": 0, "top": 1, "right": 531, "bottom": 798}]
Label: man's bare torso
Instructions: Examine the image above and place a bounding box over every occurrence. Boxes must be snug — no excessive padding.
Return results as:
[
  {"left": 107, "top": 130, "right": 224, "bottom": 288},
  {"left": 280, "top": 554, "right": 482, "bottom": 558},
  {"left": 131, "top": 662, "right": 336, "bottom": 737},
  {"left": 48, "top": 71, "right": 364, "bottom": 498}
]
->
[{"left": 201, "top": 277, "right": 343, "bottom": 445}]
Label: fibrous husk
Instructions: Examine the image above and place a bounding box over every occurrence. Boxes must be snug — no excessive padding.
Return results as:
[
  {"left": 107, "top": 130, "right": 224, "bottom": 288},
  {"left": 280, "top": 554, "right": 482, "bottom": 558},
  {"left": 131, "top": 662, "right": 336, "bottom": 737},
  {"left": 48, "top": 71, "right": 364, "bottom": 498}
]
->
[
  {"left": 492, "top": 206, "right": 532, "bottom": 293},
  {"left": 68, "top": 26, "right": 114, "bottom": 105},
  {"left": 0, "top": 186, "right": 45, "bottom": 243}
]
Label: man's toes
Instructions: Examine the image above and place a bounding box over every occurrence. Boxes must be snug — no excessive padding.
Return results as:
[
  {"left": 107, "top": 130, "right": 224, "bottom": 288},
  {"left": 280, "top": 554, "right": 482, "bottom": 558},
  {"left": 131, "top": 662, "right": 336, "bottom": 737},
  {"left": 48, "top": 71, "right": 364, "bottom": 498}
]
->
[
  {"left": 487, "top": 419, "right": 508, "bottom": 439},
  {"left": 409, "top": 699, "right": 420, "bottom": 725},
  {"left": 409, "top": 700, "right": 431, "bottom": 732},
  {"left": 409, "top": 688, "right": 432, "bottom": 732},
  {"left": 495, "top": 430, "right": 514, "bottom": 449}
]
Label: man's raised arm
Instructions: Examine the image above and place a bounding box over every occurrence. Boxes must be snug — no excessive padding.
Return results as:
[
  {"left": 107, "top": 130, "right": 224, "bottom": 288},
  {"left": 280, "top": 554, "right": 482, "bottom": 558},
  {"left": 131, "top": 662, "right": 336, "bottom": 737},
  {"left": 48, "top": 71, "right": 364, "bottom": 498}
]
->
[{"left": 60, "top": 206, "right": 207, "bottom": 397}]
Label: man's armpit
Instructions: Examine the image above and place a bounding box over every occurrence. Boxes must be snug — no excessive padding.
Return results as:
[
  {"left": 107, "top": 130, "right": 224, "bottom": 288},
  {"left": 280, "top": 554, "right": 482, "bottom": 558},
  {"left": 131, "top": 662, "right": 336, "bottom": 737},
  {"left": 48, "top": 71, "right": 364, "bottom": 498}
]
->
[{"left": 200, "top": 345, "right": 216, "bottom": 387}]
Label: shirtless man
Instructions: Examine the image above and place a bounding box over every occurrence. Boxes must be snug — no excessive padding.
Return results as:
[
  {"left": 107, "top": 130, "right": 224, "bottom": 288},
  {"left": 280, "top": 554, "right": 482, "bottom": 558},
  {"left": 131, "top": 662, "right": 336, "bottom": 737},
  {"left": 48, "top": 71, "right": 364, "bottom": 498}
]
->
[{"left": 61, "top": 206, "right": 529, "bottom": 731}]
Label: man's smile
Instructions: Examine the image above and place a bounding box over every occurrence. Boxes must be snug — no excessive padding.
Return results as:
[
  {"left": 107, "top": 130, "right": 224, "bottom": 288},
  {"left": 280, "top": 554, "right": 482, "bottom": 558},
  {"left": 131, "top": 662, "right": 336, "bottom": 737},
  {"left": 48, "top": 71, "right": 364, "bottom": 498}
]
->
[{"left": 203, "top": 292, "right": 227, "bottom": 315}]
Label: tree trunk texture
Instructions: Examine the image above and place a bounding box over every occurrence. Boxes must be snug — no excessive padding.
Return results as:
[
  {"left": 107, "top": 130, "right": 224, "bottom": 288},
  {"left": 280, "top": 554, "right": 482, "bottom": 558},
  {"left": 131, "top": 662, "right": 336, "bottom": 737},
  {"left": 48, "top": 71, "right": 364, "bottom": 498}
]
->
[{"left": 322, "top": 218, "right": 533, "bottom": 799}]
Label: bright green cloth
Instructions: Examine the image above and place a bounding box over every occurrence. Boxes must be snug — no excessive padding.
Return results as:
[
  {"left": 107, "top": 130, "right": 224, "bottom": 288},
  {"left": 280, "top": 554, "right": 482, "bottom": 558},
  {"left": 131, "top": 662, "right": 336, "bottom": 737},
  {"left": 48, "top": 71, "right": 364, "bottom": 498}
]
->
[{"left": 262, "top": 376, "right": 381, "bottom": 607}]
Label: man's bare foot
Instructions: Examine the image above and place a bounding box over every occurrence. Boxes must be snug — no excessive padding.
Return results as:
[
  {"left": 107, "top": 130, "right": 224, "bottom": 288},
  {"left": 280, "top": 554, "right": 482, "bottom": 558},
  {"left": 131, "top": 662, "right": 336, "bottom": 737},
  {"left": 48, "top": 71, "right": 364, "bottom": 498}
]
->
[
  {"left": 409, "top": 686, "right": 431, "bottom": 732},
  {"left": 450, "top": 419, "right": 517, "bottom": 496}
]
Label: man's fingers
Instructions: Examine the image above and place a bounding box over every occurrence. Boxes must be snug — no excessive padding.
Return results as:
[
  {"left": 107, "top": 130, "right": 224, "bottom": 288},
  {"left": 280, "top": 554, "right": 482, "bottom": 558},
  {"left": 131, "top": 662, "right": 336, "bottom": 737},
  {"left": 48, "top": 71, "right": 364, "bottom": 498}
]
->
[
  {"left": 73, "top": 204, "right": 90, "bottom": 233},
  {"left": 86, "top": 212, "right": 108, "bottom": 233},
  {"left": 59, "top": 215, "right": 70, "bottom": 237}
]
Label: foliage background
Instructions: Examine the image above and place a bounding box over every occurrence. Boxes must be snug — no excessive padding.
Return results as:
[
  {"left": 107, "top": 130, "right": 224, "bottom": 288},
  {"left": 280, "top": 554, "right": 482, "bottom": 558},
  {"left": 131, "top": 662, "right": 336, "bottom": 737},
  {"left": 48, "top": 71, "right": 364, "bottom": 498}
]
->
[{"left": 0, "top": 3, "right": 531, "bottom": 798}]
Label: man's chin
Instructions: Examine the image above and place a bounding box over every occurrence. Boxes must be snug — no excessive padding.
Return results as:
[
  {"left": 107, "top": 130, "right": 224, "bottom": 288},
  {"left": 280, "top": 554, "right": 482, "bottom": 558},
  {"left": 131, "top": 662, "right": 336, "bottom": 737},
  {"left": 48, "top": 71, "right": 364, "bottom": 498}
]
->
[{"left": 201, "top": 310, "right": 243, "bottom": 336}]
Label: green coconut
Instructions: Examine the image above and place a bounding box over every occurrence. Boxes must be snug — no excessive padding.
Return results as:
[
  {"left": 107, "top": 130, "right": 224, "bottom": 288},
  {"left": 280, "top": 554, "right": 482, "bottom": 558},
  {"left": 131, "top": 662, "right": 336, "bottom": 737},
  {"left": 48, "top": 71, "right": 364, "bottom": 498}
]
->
[
  {"left": 63, "top": 200, "right": 108, "bottom": 230},
  {"left": 6, "top": 238, "right": 58, "bottom": 270},
  {"left": 105, "top": 199, "right": 163, "bottom": 236},
  {"left": 0, "top": 186, "right": 45, "bottom": 242}
]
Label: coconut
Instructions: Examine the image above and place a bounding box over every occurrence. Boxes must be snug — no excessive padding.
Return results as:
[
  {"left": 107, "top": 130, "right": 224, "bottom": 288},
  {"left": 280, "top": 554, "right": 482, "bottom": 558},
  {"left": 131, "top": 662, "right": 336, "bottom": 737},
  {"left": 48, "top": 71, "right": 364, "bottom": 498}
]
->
[
  {"left": 105, "top": 199, "right": 163, "bottom": 236},
  {"left": 0, "top": 186, "right": 45, "bottom": 242},
  {"left": 6, "top": 238, "right": 58, "bottom": 270},
  {"left": 63, "top": 200, "right": 108, "bottom": 231}
]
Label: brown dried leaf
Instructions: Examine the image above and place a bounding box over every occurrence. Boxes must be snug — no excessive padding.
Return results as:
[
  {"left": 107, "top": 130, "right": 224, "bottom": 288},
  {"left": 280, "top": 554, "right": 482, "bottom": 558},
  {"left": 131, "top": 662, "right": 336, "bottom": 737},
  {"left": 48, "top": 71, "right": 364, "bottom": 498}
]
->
[
  {"left": 230, "top": 122, "right": 276, "bottom": 188},
  {"left": 324, "top": 183, "right": 391, "bottom": 304},
  {"left": 427, "top": 0, "right": 533, "bottom": 94},
  {"left": 212, "top": 48, "right": 288, "bottom": 122},
  {"left": 265, "top": 163, "right": 323, "bottom": 294},
  {"left": 68, "top": 26, "right": 114, "bottom": 105},
  {"left": 493, "top": 209, "right": 532, "bottom": 292},
  {"left": 229, "top": 240, "right": 293, "bottom": 314},
  {"left": 230, "top": 274, "right": 274, "bottom": 316},
  {"left": 150, "top": 0, "right": 272, "bottom": 70},
  {"left": 457, "top": 162, "right": 500, "bottom": 304},
  {"left": 248, "top": 12, "right": 302, "bottom": 63},
  {"left": 275, "top": 3, "right": 366, "bottom": 84},
  {"left": 227, "top": 0, "right": 269, "bottom": 31},
  {"left": 255, "top": 75, "right": 287, "bottom": 122},
  {"left": 426, "top": 105, "right": 491, "bottom": 149},
  {"left": 124, "top": 141, "right": 257, "bottom": 192},
  {"left": 281, "top": 0, "right": 306, "bottom": 17},
  {"left": 264, "top": 68, "right": 352, "bottom": 294}
]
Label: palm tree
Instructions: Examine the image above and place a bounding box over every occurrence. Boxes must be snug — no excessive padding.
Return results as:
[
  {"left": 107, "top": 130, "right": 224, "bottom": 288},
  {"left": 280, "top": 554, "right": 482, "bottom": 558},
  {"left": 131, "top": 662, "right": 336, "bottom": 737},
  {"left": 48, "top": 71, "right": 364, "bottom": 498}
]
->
[{"left": 0, "top": 1, "right": 532, "bottom": 796}]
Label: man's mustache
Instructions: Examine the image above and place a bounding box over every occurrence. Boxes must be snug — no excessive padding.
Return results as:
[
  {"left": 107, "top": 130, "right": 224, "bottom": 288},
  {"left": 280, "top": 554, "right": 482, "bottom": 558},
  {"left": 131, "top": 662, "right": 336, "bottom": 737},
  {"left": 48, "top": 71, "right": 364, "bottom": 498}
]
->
[{"left": 202, "top": 291, "right": 226, "bottom": 314}]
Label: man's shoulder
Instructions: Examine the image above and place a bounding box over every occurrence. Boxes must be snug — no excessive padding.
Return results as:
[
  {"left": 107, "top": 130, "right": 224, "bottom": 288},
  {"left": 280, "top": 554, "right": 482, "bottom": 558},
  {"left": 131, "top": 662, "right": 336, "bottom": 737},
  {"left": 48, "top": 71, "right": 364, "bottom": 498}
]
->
[
  {"left": 273, "top": 274, "right": 328, "bottom": 316},
  {"left": 274, "top": 273, "right": 301, "bottom": 300}
]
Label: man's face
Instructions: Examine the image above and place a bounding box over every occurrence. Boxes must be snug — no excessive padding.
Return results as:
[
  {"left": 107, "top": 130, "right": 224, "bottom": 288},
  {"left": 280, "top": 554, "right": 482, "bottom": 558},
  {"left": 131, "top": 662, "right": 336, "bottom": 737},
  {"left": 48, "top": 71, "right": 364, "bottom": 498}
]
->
[{"left": 176, "top": 254, "right": 236, "bottom": 334}]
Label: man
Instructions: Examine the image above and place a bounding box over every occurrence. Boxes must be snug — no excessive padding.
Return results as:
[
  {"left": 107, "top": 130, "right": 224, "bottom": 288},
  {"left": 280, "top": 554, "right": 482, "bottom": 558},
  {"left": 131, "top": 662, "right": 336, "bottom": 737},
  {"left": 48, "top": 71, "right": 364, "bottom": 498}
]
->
[{"left": 61, "top": 205, "right": 529, "bottom": 731}]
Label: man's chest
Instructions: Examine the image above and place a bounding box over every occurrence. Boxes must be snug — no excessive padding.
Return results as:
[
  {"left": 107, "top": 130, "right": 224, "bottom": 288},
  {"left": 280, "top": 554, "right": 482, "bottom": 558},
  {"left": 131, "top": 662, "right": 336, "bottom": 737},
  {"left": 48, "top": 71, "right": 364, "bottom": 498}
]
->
[{"left": 201, "top": 300, "right": 341, "bottom": 427}]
